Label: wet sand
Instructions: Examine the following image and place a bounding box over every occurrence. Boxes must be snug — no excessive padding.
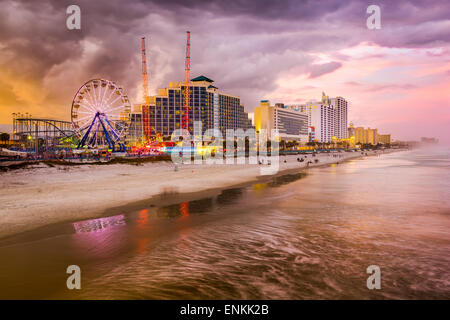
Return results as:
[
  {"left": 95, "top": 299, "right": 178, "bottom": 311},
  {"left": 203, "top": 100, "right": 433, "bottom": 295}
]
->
[
  {"left": 0, "top": 150, "right": 400, "bottom": 239},
  {"left": 0, "top": 147, "right": 447, "bottom": 299}
]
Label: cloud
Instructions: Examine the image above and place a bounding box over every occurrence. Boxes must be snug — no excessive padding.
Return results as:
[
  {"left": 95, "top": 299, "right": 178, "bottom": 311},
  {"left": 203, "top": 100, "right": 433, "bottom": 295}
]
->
[
  {"left": 0, "top": 0, "right": 449, "bottom": 144},
  {"left": 365, "top": 83, "right": 417, "bottom": 92},
  {"left": 344, "top": 81, "right": 362, "bottom": 86},
  {"left": 308, "top": 62, "right": 342, "bottom": 78},
  {"left": 344, "top": 81, "right": 417, "bottom": 91}
]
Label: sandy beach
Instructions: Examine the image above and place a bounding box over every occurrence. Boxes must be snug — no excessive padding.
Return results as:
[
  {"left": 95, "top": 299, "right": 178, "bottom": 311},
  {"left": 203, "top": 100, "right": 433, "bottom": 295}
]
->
[{"left": 0, "top": 150, "right": 399, "bottom": 239}]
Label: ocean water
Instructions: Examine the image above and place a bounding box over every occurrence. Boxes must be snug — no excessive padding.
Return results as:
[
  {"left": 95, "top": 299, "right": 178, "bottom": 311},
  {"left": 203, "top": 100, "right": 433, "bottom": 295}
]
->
[{"left": 0, "top": 147, "right": 449, "bottom": 299}]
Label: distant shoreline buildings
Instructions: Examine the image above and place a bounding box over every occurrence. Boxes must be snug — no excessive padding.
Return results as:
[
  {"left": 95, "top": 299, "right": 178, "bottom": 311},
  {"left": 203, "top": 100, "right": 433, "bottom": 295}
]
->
[
  {"left": 3, "top": 76, "right": 395, "bottom": 150},
  {"left": 420, "top": 137, "right": 439, "bottom": 144},
  {"left": 349, "top": 123, "right": 391, "bottom": 146},
  {"left": 253, "top": 91, "right": 395, "bottom": 147},
  {"left": 254, "top": 92, "right": 350, "bottom": 144}
]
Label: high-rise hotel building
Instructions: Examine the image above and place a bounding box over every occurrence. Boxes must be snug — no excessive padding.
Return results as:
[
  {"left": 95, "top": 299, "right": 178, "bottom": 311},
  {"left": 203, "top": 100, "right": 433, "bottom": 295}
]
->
[
  {"left": 135, "top": 75, "right": 253, "bottom": 138},
  {"left": 331, "top": 96, "right": 348, "bottom": 140},
  {"left": 298, "top": 92, "right": 348, "bottom": 142},
  {"left": 254, "top": 100, "right": 309, "bottom": 142}
]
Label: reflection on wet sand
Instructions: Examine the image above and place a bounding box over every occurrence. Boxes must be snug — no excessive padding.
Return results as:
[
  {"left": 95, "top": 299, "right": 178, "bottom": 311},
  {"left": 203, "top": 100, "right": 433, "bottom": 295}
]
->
[{"left": 73, "top": 214, "right": 126, "bottom": 233}]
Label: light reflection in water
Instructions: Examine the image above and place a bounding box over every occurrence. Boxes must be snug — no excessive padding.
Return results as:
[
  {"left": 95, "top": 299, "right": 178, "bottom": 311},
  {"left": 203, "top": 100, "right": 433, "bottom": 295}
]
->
[
  {"left": 73, "top": 214, "right": 126, "bottom": 233},
  {"left": 70, "top": 214, "right": 128, "bottom": 259},
  {"left": 137, "top": 237, "right": 151, "bottom": 255},
  {"left": 180, "top": 202, "right": 189, "bottom": 217},
  {"left": 253, "top": 183, "right": 268, "bottom": 192},
  {"left": 136, "top": 209, "right": 149, "bottom": 228}
]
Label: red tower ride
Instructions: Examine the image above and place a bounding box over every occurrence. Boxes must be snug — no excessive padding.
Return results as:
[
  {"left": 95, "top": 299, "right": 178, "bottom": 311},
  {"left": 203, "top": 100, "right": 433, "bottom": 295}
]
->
[
  {"left": 182, "top": 31, "right": 191, "bottom": 131},
  {"left": 141, "top": 37, "right": 151, "bottom": 141}
]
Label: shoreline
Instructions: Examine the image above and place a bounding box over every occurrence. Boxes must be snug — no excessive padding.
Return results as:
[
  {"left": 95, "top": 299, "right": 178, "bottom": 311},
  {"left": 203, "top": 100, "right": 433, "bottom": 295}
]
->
[{"left": 0, "top": 149, "right": 407, "bottom": 240}]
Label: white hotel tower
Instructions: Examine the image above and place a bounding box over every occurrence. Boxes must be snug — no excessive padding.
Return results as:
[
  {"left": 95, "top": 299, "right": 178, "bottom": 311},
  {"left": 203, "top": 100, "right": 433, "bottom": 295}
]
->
[{"left": 299, "top": 92, "right": 348, "bottom": 142}]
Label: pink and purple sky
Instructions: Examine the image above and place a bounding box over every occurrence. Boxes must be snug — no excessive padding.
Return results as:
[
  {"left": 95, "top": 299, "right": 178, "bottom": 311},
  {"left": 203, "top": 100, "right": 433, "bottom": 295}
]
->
[{"left": 0, "top": 0, "right": 449, "bottom": 143}]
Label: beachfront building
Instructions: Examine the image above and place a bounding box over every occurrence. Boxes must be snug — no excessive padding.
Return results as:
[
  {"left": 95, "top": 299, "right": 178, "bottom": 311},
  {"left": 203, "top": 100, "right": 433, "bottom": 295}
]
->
[
  {"left": 254, "top": 100, "right": 309, "bottom": 142},
  {"left": 378, "top": 134, "right": 391, "bottom": 145},
  {"left": 330, "top": 96, "right": 348, "bottom": 139},
  {"left": 348, "top": 121, "right": 355, "bottom": 138},
  {"left": 138, "top": 75, "right": 253, "bottom": 138},
  {"left": 420, "top": 137, "right": 438, "bottom": 144},
  {"left": 367, "top": 128, "right": 378, "bottom": 145},
  {"left": 355, "top": 127, "right": 377, "bottom": 144},
  {"left": 303, "top": 102, "right": 335, "bottom": 143},
  {"left": 127, "top": 104, "right": 144, "bottom": 146},
  {"left": 354, "top": 127, "right": 366, "bottom": 144},
  {"left": 353, "top": 126, "right": 391, "bottom": 145},
  {"left": 297, "top": 92, "right": 348, "bottom": 142}
]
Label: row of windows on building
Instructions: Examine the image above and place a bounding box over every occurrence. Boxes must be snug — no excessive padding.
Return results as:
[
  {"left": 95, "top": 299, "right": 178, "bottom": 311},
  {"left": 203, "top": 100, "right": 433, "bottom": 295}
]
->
[
  {"left": 274, "top": 110, "right": 309, "bottom": 136},
  {"left": 128, "top": 87, "right": 253, "bottom": 140}
]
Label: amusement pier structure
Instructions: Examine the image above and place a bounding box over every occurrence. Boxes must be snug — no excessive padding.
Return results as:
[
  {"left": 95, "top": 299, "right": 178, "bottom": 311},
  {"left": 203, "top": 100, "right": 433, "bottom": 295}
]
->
[
  {"left": 12, "top": 113, "right": 75, "bottom": 152},
  {"left": 11, "top": 77, "right": 132, "bottom": 154},
  {"left": 7, "top": 32, "right": 222, "bottom": 155}
]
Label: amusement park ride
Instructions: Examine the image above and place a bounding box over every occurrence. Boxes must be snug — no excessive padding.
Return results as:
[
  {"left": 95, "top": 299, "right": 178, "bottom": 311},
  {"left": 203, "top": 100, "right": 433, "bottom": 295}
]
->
[
  {"left": 183, "top": 31, "right": 191, "bottom": 131},
  {"left": 9, "top": 32, "right": 193, "bottom": 156},
  {"left": 141, "top": 36, "right": 152, "bottom": 143},
  {"left": 136, "top": 32, "right": 191, "bottom": 152},
  {"left": 70, "top": 32, "right": 191, "bottom": 153},
  {"left": 12, "top": 113, "right": 75, "bottom": 152},
  {"left": 71, "top": 79, "right": 131, "bottom": 152},
  {"left": 18, "top": 33, "right": 192, "bottom": 155}
]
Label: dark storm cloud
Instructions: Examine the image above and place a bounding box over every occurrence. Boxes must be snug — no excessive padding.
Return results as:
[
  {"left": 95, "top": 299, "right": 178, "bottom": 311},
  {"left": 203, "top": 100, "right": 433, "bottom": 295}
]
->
[
  {"left": 149, "top": 0, "right": 450, "bottom": 45},
  {"left": 0, "top": 0, "right": 449, "bottom": 121},
  {"left": 150, "top": 0, "right": 346, "bottom": 21}
]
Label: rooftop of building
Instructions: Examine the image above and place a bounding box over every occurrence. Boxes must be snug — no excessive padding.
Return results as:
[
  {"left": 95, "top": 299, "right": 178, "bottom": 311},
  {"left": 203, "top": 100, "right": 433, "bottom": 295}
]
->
[
  {"left": 150, "top": 76, "right": 239, "bottom": 99},
  {"left": 191, "top": 75, "right": 214, "bottom": 82}
]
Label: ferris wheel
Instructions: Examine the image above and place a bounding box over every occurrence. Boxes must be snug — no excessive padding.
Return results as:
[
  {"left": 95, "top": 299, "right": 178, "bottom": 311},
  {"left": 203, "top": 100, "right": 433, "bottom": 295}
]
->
[{"left": 71, "top": 79, "right": 131, "bottom": 151}]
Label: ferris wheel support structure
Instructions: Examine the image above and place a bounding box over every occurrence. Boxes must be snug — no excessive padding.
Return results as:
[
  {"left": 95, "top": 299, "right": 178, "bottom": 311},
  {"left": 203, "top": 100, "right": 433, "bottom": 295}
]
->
[{"left": 71, "top": 79, "right": 131, "bottom": 152}]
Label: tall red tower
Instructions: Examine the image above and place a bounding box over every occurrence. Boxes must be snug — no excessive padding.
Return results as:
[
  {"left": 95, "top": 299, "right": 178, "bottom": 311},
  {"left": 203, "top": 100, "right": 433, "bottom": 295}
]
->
[
  {"left": 182, "top": 31, "right": 191, "bottom": 131},
  {"left": 141, "top": 37, "right": 150, "bottom": 104},
  {"left": 141, "top": 37, "right": 151, "bottom": 141}
]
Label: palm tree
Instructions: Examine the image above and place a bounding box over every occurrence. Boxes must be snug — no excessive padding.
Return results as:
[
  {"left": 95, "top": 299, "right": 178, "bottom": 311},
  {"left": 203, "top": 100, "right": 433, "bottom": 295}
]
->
[{"left": 280, "top": 140, "right": 286, "bottom": 151}]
